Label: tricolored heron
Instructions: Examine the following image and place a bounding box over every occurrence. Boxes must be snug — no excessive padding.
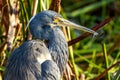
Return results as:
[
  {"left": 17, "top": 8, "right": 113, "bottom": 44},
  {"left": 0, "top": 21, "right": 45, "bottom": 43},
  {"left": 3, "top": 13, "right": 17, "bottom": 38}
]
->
[
  {"left": 28, "top": 10, "right": 98, "bottom": 74},
  {"left": 4, "top": 10, "right": 98, "bottom": 80}
]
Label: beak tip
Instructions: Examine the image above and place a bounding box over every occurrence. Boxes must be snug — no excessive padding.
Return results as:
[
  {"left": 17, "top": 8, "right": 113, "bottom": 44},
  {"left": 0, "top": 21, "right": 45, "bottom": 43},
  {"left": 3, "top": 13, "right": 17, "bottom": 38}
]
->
[{"left": 93, "top": 32, "right": 99, "bottom": 37}]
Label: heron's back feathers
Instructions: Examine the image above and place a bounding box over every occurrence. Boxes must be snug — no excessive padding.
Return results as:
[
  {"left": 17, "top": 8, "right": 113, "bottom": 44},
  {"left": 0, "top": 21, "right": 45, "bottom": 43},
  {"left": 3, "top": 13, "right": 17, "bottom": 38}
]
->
[{"left": 4, "top": 40, "right": 60, "bottom": 80}]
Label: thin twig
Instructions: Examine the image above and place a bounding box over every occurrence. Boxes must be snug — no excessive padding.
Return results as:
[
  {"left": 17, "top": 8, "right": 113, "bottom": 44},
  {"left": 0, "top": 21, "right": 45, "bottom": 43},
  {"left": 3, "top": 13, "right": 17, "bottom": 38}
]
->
[
  {"left": 68, "top": 18, "right": 112, "bottom": 46},
  {"left": 95, "top": 61, "right": 120, "bottom": 80}
]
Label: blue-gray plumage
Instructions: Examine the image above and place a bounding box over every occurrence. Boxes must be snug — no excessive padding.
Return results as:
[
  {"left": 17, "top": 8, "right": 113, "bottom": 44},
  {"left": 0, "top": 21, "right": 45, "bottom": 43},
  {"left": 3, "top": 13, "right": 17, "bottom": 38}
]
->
[
  {"left": 28, "top": 10, "right": 98, "bottom": 75},
  {"left": 4, "top": 40, "right": 60, "bottom": 80},
  {"left": 29, "top": 10, "right": 68, "bottom": 75}
]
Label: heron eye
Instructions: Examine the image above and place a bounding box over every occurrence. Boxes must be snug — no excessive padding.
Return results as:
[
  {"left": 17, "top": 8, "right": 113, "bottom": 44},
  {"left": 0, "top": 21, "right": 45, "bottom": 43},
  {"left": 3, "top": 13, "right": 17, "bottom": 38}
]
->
[
  {"left": 53, "top": 17, "right": 64, "bottom": 24},
  {"left": 36, "top": 48, "right": 40, "bottom": 52},
  {"left": 53, "top": 17, "right": 58, "bottom": 21},
  {"left": 53, "top": 17, "right": 57, "bottom": 20},
  {"left": 36, "top": 48, "right": 38, "bottom": 50}
]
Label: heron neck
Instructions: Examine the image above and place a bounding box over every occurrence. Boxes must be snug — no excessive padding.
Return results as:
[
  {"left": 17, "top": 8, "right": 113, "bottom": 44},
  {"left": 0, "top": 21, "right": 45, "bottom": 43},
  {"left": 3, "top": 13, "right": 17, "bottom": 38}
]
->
[
  {"left": 47, "top": 27, "right": 68, "bottom": 74},
  {"left": 48, "top": 28, "right": 68, "bottom": 53}
]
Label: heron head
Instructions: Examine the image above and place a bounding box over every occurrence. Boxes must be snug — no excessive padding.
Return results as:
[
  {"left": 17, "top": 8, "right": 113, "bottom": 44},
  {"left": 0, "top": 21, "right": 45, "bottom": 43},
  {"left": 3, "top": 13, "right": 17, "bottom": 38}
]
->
[{"left": 27, "top": 10, "right": 98, "bottom": 40}]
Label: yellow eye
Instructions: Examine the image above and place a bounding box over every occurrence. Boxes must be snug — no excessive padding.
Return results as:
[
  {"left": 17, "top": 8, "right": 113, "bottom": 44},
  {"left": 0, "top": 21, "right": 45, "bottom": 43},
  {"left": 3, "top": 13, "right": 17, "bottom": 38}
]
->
[{"left": 53, "top": 17, "right": 64, "bottom": 24}]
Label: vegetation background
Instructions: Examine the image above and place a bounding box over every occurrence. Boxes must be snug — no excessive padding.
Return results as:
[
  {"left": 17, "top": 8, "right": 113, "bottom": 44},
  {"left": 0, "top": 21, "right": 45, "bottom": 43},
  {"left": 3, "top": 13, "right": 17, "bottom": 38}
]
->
[{"left": 0, "top": 0, "right": 120, "bottom": 80}]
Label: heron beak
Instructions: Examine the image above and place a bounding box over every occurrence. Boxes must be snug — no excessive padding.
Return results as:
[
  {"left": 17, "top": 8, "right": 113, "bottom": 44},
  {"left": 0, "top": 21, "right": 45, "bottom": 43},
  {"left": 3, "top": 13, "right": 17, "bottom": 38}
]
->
[{"left": 53, "top": 17, "right": 98, "bottom": 36}]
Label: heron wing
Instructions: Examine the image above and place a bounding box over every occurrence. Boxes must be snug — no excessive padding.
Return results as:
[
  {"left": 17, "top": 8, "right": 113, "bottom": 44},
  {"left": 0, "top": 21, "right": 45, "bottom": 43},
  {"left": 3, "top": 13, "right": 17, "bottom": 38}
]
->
[{"left": 41, "top": 60, "right": 60, "bottom": 80}]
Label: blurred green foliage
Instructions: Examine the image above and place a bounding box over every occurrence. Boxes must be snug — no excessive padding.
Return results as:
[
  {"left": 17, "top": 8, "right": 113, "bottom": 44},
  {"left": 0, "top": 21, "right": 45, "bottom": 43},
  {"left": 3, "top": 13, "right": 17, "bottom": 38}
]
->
[{"left": 61, "top": 0, "right": 120, "bottom": 80}]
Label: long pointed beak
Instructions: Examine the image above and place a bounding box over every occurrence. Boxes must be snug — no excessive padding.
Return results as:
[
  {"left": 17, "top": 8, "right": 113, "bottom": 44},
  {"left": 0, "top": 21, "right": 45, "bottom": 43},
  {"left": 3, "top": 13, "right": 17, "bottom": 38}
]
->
[{"left": 53, "top": 17, "right": 98, "bottom": 36}]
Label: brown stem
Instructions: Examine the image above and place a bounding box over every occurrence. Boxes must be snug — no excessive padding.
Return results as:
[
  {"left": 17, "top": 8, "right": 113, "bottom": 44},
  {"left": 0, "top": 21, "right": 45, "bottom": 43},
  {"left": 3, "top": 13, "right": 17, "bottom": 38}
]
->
[
  {"left": 32, "top": 0, "right": 38, "bottom": 16},
  {"left": 55, "top": 0, "right": 61, "bottom": 12},
  {"left": 68, "top": 18, "right": 112, "bottom": 46},
  {"left": 49, "top": 0, "right": 61, "bottom": 12},
  {"left": 95, "top": 61, "right": 120, "bottom": 80},
  {"left": 0, "top": 0, "right": 9, "bottom": 40},
  {"left": 49, "top": 0, "right": 55, "bottom": 10}
]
